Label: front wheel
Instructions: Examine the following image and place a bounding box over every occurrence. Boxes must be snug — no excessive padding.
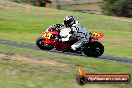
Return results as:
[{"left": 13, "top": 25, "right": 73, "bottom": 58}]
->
[
  {"left": 36, "top": 37, "right": 53, "bottom": 50},
  {"left": 83, "top": 41, "right": 104, "bottom": 57}
]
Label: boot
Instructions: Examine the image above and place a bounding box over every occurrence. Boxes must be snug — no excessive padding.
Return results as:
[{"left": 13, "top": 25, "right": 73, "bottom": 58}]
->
[{"left": 71, "top": 48, "right": 82, "bottom": 54}]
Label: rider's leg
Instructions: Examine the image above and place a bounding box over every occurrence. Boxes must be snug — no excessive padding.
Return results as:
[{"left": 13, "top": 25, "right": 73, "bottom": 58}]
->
[
  {"left": 71, "top": 40, "right": 84, "bottom": 51},
  {"left": 71, "top": 32, "right": 90, "bottom": 51}
]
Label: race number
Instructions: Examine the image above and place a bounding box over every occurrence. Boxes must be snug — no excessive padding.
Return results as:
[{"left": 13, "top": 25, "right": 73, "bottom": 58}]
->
[
  {"left": 91, "top": 32, "right": 104, "bottom": 40},
  {"left": 43, "top": 33, "right": 52, "bottom": 39}
]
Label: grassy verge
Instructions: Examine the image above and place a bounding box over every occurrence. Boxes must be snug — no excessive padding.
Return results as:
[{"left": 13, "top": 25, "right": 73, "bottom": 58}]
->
[
  {"left": 0, "top": 1, "right": 132, "bottom": 88},
  {"left": 0, "top": 44, "right": 132, "bottom": 88},
  {"left": 0, "top": 1, "right": 132, "bottom": 57}
]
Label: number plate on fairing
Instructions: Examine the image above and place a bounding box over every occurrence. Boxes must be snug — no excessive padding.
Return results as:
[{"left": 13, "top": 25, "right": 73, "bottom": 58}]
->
[
  {"left": 43, "top": 33, "right": 52, "bottom": 39},
  {"left": 91, "top": 32, "right": 104, "bottom": 40}
]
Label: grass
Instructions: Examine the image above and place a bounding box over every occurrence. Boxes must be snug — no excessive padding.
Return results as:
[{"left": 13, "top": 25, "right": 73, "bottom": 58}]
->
[
  {"left": 0, "top": 1, "right": 132, "bottom": 88},
  {"left": 0, "top": 44, "right": 132, "bottom": 88},
  {"left": 0, "top": 1, "right": 132, "bottom": 58}
]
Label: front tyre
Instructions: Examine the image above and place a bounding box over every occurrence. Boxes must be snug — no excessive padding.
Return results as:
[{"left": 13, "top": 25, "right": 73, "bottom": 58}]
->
[
  {"left": 83, "top": 41, "right": 104, "bottom": 57},
  {"left": 36, "top": 37, "right": 53, "bottom": 50}
]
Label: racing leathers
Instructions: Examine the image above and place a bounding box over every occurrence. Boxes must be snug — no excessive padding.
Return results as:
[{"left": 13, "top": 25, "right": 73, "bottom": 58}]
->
[{"left": 60, "top": 21, "right": 91, "bottom": 51}]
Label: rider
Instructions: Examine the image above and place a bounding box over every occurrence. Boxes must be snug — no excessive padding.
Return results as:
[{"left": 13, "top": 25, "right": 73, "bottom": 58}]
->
[{"left": 54, "top": 16, "right": 91, "bottom": 51}]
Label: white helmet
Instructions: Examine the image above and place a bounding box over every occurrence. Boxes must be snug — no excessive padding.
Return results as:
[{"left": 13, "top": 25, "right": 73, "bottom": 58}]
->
[{"left": 64, "top": 16, "right": 75, "bottom": 27}]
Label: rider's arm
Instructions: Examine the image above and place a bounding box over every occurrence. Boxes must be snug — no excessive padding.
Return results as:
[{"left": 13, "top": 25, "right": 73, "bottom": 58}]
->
[
  {"left": 61, "top": 27, "right": 76, "bottom": 42},
  {"left": 61, "top": 34, "right": 72, "bottom": 42}
]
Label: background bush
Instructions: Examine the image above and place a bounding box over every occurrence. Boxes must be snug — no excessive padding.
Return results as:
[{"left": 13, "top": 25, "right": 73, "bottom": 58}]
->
[
  {"left": 102, "top": 0, "right": 132, "bottom": 17},
  {"left": 14, "top": 0, "right": 52, "bottom": 7}
]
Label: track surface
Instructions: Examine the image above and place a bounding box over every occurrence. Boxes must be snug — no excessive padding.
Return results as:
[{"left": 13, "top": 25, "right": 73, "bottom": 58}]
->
[{"left": 0, "top": 40, "right": 132, "bottom": 64}]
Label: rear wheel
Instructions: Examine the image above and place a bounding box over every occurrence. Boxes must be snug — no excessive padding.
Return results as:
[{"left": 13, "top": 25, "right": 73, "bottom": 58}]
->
[
  {"left": 36, "top": 37, "right": 53, "bottom": 50},
  {"left": 83, "top": 41, "right": 104, "bottom": 57}
]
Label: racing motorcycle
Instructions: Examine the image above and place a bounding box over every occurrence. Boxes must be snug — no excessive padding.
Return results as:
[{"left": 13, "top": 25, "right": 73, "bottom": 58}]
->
[{"left": 36, "top": 26, "right": 104, "bottom": 57}]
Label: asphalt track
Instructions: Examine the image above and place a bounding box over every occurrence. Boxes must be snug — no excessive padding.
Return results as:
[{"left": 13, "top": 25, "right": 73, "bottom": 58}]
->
[{"left": 0, "top": 40, "right": 132, "bottom": 64}]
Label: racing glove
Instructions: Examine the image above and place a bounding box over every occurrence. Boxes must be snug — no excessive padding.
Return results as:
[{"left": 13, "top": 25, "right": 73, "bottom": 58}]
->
[{"left": 56, "top": 37, "right": 62, "bottom": 42}]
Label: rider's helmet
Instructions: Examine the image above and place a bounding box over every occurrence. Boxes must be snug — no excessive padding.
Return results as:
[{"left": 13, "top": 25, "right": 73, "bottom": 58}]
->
[{"left": 64, "top": 16, "right": 75, "bottom": 27}]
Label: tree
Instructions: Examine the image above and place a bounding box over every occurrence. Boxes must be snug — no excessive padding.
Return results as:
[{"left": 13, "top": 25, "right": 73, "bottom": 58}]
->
[
  {"left": 37, "top": 0, "right": 52, "bottom": 7},
  {"left": 13, "top": 0, "right": 52, "bottom": 7},
  {"left": 102, "top": 0, "right": 132, "bottom": 17}
]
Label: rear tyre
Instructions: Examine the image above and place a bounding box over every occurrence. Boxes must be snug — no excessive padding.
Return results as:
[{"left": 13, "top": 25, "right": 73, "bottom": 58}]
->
[
  {"left": 83, "top": 41, "right": 104, "bottom": 57},
  {"left": 36, "top": 37, "right": 53, "bottom": 50}
]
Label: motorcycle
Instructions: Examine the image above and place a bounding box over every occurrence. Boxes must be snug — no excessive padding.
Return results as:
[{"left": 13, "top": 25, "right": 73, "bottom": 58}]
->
[{"left": 36, "top": 26, "right": 104, "bottom": 57}]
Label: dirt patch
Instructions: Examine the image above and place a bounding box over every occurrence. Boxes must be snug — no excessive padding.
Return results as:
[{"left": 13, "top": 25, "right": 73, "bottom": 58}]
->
[
  {"left": 0, "top": 6, "right": 4, "bottom": 11},
  {"left": 0, "top": 53, "right": 68, "bottom": 67},
  {"left": 0, "top": 18, "right": 16, "bottom": 22},
  {"left": 0, "top": 0, "right": 5, "bottom": 10},
  {"left": 0, "top": 53, "right": 7, "bottom": 58}
]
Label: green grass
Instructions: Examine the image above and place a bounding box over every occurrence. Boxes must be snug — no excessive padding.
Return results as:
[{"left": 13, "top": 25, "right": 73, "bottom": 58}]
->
[
  {"left": 0, "top": 1, "right": 132, "bottom": 88},
  {"left": 0, "top": 1, "right": 132, "bottom": 58},
  {"left": 0, "top": 44, "right": 132, "bottom": 88}
]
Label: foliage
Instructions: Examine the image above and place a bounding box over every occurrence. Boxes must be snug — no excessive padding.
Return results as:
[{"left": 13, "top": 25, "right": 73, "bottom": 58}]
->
[
  {"left": 102, "top": 0, "right": 132, "bottom": 17},
  {"left": 14, "top": 0, "right": 52, "bottom": 7}
]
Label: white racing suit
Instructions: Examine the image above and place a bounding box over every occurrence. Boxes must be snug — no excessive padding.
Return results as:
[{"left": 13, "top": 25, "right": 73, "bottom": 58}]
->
[{"left": 60, "top": 21, "right": 91, "bottom": 50}]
